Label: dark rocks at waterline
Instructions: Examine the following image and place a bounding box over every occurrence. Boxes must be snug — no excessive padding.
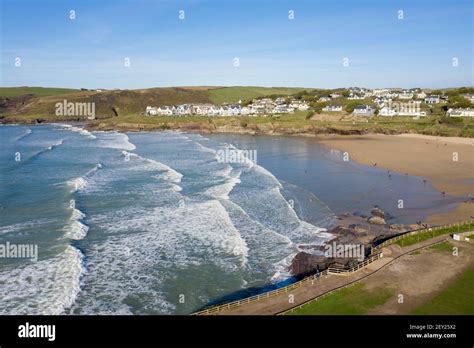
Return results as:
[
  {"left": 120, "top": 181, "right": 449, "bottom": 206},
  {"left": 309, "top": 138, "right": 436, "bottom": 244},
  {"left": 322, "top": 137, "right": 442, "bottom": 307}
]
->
[
  {"left": 289, "top": 251, "right": 362, "bottom": 277},
  {"left": 368, "top": 206, "right": 386, "bottom": 225},
  {"left": 371, "top": 207, "right": 385, "bottom": 219},
  {"left": 368, "top": 215, "right": 385, "bottom": 225},
  {"left": 289, "top": 225, "right": 371, "bottom": 277}
]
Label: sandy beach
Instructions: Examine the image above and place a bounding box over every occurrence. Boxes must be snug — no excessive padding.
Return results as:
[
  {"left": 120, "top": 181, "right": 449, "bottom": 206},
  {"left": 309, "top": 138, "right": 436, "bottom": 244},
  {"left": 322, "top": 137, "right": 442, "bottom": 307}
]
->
[{"left": 319, "top": 134, "right": 474, "bottom": 224}]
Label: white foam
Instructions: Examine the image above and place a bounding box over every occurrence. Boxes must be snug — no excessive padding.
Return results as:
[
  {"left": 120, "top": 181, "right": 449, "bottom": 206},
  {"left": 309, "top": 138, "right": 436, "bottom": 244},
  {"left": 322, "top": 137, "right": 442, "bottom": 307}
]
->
[
  {"left": 33, "top": 139, "right": 65, "bottom": 157},
  {"left": 97, "top": 132, "right": 136, "bottom": 150},
  {"left": 0, "top": 219, "right": 54, "bottom": 236},
  {"left": 0, "top": 245, "right": 85, "bottom": 315},
  {"left": 16, "top": 128, "right": 32, "bottom": 141},
  {"left": 56, "top": 124, "right": 97, "bottom": 139},
  {"left": 64, "top": 208, "right": 89, "bottom": 240},
  {"left": 47, "top": 139, "right": 64, "bottom": 150},
  {"left": 67, "top": 163, "right": 102, "bottom": 193},
  {"left": 270, "top": 253, "right": 298, "bottom": 282},
  {"left": 203, "top": 171, "right": 242, "bottom": 200},
  {"left": 71, "top": 200, "right": 249, "bottom": 314},
  {"left": 122, "top": 151, "right": 183, "bottom": 183}
]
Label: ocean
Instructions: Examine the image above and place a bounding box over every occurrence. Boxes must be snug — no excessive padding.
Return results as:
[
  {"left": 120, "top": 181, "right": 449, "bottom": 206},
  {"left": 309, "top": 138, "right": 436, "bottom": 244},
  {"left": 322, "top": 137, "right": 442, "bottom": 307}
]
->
[{"left": 0, "top": 124, "right": 458, "bottom": 314}]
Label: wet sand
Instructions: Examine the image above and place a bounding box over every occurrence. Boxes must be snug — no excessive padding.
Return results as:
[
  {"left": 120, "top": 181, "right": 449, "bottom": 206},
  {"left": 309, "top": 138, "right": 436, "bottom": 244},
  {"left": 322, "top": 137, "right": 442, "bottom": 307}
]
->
[{"left": 319, "top": 134, "right": 474, "bottom": 223}]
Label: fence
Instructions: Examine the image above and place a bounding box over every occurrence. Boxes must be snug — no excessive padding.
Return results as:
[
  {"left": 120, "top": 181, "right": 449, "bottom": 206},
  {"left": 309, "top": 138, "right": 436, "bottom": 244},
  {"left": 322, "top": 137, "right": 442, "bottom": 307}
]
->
[
  {"left": 327, "top": 252, "right": 383, "bottom": 275},
  {"left": 279, "top": 236, "right": 450, "bottom": 315},
  {"left": 373, "top": 220, "right": 474, "bottom": 251},
  {"left": 193, "top": 253, "right": 383, "bottom": 315},
  {"left": 192, "top": 269, "right": 329, "bottom": 315}
]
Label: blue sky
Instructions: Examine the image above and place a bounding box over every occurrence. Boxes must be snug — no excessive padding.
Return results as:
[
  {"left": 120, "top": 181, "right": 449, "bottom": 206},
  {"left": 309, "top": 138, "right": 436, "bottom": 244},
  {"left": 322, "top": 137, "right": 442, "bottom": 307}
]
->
[{"left": 1, "top": 0, "right": 473, "bottom": 89}]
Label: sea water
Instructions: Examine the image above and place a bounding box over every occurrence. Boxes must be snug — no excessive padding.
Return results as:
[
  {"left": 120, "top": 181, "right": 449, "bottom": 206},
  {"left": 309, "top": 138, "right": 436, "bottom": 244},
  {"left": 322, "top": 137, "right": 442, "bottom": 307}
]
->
[{"left": 0, "top": 125, "right": 458, "bottom": 314}]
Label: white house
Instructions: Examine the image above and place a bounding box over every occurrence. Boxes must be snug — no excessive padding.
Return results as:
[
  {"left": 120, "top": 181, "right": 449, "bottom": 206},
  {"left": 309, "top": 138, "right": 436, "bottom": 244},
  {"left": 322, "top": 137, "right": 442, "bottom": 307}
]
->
[
  {"left": 275, "top": 97, "right": 287, "bottom": 105},
  {"left": 448, "top": 108, "right": 474, "bottom": 117},
  {"left": 228, "top": 104, "right": 241, "bottom": 116},
  {"left": 425, "top": 95, "right": 440, "bottom": 104},
  {"left": 372, "top": 89, "right": 390, "bottom": 97},
  {"left": 348, "top": 94, "right": 365, "bottom": 100},
  {"left": 241, "top": 106, "right": 253, "bottom": 115},
  {"left": 399, "top": 92, "right": 414, "bottom": 99},
  {"left": 273, "top": 105, "right": 294, "bottom": 114},
  {"left": 176, "top": 104, "right": 192, "bottom": 116},
  {"left": 322, "top": 105, "right": 343, "bottom": 112},
  {"left": 193, "top": 104, "right": 214, "bottom": 115},
  {"left": 146, "top": 106, "right": 158, "bottom": 116},
  {"left": 289, "top": 100, "right": 309, "bottom": 110},
  {"left": 462, "top": 94, "right": 474, "bottom": 103},
  {"left": 318, "top": 97, "right": 331, "bottom": 102},
  {"left": 379, "top": 106, "right": 397, "bottom": 117},
  {"left": 156, "top": 105, "right": 175, "bottom": 116},
  {"left": 353, "top": 105, "right": 375, "bottom": 116},
  {"left": 207, "top": 105, "right": 221, "bottom": 116},
  {"left": 416, "top": 92, "right": 427, "bottom": 99}
]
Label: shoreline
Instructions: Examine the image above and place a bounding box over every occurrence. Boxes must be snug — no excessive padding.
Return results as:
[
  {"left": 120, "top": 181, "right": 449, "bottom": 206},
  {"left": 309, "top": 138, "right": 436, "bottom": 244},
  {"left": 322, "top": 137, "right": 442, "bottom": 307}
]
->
[
  {"left": 90, "top": 122, "right": 474, "bottom": 226},
  {"left": 318, "top": 133, "right": 474, "bottom": 225},
  {"left": 5, "top": 120, "right": 471, "bottom": 226}
]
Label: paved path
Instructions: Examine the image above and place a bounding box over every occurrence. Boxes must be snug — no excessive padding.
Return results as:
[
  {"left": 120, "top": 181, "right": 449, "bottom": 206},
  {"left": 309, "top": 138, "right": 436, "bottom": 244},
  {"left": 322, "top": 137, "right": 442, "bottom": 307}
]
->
[{"left": 211, "top": 234, "right": 452, "bottom": 315}]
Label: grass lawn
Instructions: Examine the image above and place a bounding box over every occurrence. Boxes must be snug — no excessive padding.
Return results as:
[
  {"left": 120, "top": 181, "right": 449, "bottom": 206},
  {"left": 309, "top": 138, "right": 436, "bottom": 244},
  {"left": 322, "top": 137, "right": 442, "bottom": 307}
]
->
[
  {"left": 411, "top": 267, "right": 474, "bottom": 315},
  {"left": 0, "top": 87, "right": 80, "bottom": 97},
  {"left": 395, "top": 222, "right": 474, "bottom": 248},
  {"left": 429, "top": 241, "right": 455, "bottom": 253},
  {"left": 287, "top": 283, "right": 393, "bottom": 315},
  {"left": 208, "top": 86, "right": 310, "bottom": 104}
]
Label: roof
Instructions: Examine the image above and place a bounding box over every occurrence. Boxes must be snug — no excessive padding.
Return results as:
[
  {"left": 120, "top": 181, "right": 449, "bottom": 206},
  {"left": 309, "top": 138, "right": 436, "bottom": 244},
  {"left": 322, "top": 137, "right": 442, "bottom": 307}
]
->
[{"left": 354, "top": 105, "right": 371, "bottom": 110}]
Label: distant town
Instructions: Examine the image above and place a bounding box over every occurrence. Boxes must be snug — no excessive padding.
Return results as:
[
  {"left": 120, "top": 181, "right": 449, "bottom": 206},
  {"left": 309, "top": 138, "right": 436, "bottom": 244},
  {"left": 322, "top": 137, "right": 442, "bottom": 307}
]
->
[{"left": 145, "top": 87, "right": 474, "bottom": 118}]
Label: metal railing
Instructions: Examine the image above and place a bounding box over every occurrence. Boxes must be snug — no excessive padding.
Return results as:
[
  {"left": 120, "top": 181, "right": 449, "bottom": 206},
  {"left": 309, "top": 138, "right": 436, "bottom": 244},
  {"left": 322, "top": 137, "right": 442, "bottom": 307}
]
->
[
  {"left": 373, "top": 220, "right": 474, "bottom": 250},
  {"left": 192, "top": 270, "right": 329, "bottom": 315},
  {"left": 327, "top": 252, "right": 383, "bottom": 275}
]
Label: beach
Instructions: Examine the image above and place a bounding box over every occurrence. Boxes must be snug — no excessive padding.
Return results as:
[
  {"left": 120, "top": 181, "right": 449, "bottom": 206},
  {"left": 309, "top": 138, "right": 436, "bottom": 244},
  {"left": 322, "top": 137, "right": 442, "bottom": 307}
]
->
[{"left": 319, "top": 134, "right": 474, "bottom": 223}]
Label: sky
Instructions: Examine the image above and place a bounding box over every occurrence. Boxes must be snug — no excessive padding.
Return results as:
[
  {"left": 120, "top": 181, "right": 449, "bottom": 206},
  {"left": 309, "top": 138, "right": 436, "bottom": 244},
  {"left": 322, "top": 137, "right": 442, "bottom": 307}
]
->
[{"left": 1, "top": 0, "right": 473, "bottom": 89}]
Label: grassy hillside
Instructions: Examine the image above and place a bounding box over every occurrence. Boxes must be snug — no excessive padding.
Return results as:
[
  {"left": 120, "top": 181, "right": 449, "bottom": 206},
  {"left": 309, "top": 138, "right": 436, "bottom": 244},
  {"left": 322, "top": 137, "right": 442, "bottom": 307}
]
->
[
  {"left": 2, "top": 86, "right": 474, "bottom": 138},
  {"left": 5, "top": 87, "right": 214, "bottom": 119},
  {"left": 82, "top": 111, "right": 474, "bottom": 137},
  {"left": 0, "top": 87, "right": 81, "bottom": 97},
  {"left": 2, "top": 86, "right": 311, "bottom": 119},
  {"left": 208, "top": 86, "right": 311, "bottom": 104}
]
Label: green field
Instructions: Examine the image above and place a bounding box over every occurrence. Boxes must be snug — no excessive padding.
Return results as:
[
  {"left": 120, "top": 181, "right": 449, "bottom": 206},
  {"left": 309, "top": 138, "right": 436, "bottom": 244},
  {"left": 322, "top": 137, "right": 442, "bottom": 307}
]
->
[
  {"left": 395, "top": 222, "right": 474, "bottom": 248},
  {"left": 287, "top": 283, "right": 393, "bottom": 315},
  {"left": 429, "top": 241, "right": 456, "bottom": 253},
  {"left": 208, "top": 86, "right": 311, "bottom": 104},
  {"left": 2, "top": 85, "right": 474, "bottom": 137},
  {"left": 397, "top": 223, "right": 474, "bottom": 247},
  {"left": 0, "top": 87, "right": 81, "bottom": 97},
  {"left": 411, "top": 267, "right": 474, "bottom": 315}
]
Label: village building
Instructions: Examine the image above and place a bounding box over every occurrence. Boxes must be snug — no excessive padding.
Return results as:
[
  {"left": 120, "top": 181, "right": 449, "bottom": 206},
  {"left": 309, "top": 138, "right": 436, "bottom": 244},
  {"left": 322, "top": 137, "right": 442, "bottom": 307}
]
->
[
  {"left": 399, "top": 91, "right": 414, "bottom": 99},
  {"left": 379, "top": 106, "right": 397, "bottom": 117},
  {"left": 416, "top": 91, "right": 427, "bottom": 99},
  {"left": 447, "top": 108, "right": 474, "bottom": 117},
  {"left": 425, "top": 95, "right": 441, "bottom": 104},
  {"left": 462, "top": 94, "right": 474, "bottom": 103},
  {"left": 353, "top": 105, "right": 375, "bottom": 116},
  {"left": 322, "top": 105, "right": 343, "bottom": 112}
]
